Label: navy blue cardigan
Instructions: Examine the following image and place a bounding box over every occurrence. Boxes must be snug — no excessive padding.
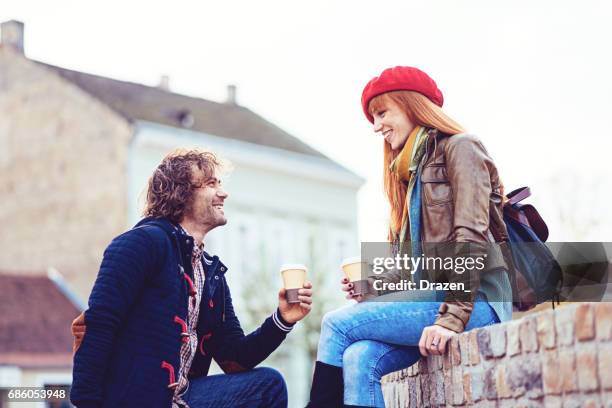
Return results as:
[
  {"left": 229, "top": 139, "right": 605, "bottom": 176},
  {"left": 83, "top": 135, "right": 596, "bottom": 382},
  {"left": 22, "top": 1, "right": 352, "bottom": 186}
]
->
[{"left": 71, "top": 217, "right": 293, "bottom": 408}]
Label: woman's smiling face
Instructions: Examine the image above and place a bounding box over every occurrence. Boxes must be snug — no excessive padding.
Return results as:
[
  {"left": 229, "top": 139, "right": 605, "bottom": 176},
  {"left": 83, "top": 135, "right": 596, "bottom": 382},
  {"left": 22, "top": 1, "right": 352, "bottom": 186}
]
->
[{"left": 371, "top": 96, "right": 415, "bottom": 151}]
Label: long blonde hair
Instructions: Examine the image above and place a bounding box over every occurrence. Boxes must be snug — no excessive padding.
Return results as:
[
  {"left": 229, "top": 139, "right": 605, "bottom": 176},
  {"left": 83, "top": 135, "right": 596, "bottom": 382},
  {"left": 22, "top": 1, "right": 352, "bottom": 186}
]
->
[{"left": 368, "top": 91, "right": 465, "bottom": 240}]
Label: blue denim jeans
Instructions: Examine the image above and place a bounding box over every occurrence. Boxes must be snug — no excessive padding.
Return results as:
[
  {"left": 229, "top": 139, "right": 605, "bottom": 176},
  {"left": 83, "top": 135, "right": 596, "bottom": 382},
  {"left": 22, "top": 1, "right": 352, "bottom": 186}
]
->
[
  {"left": 182, "top": 367, "right": 287, "bottom": 408},
  {"left": 316, "top": 293, "right": 499, "bottom": 407}
]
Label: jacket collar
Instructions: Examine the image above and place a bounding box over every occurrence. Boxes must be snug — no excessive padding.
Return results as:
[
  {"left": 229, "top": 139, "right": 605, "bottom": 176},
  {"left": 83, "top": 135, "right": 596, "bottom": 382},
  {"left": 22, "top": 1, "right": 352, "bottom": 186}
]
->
[
  {"left": 133, "top": 217, "right": 228, "bottom": 275},
  {"left": 134, "top": 216, "right": 179, "bottom": 236}
]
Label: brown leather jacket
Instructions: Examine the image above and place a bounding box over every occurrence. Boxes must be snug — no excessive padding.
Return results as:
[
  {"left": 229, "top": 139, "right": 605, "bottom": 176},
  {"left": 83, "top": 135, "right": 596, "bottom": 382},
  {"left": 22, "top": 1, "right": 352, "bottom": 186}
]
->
[{"left": 379, "top": 129, "right": 509, "bottom": 332}]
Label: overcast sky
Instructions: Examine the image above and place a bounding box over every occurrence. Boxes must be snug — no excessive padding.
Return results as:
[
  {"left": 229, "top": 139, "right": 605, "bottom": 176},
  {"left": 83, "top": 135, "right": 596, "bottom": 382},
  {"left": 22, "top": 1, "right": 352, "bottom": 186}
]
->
[{"left": 3, "top": 0, "right": 611, "bottom": 241}]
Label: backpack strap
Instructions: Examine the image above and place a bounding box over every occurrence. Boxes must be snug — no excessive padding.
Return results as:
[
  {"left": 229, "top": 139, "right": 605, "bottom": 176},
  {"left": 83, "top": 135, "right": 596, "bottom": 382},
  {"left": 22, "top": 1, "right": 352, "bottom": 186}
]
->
[
  {"left": 504, "top": 205, "right": 531, "bottom": 227},
  {"left": 506, "top": 187, "right": 531, "bottom": 205}
]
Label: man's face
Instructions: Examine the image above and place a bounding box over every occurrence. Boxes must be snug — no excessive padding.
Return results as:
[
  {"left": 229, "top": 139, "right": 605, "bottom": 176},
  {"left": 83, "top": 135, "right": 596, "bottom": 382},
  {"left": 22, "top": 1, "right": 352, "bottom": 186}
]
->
[{"left": 187, "top": 169, "right": 229, "bottom": 233}]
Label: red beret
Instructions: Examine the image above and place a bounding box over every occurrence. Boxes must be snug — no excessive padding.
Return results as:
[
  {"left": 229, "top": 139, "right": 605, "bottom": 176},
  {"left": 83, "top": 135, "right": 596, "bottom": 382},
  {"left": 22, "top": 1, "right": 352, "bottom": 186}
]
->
[{"left": 361, "top": 66, "right": 444, "bottom": 123}]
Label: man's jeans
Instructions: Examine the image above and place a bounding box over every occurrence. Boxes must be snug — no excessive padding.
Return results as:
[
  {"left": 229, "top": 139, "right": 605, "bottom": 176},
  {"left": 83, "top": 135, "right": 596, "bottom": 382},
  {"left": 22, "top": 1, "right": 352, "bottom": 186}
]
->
[
  {"left": 182, "top": 367, "right": 287, "bottom": 408},
  {"left": 316, "top": 293, "right": 500, "bottom": 407}
]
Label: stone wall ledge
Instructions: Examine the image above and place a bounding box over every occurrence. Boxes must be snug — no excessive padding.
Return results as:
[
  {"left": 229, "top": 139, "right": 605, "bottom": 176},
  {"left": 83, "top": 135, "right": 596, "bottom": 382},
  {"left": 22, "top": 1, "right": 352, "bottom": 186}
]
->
[{"left": 381, "top": 302, "right": 612, "bottom": 407}]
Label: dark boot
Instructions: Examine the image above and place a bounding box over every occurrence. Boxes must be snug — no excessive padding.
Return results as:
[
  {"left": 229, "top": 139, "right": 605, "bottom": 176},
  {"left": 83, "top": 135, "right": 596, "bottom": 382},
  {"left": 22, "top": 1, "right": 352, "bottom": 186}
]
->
[{"left": 305, "top": 361, "right": 344, "bottom": 407}]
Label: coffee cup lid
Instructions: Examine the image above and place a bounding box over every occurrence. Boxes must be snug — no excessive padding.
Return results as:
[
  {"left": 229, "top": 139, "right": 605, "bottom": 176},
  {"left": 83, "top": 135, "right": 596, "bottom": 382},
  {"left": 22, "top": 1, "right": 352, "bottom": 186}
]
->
[
  {"left": 341, "top": 256, "right": 363, "bottom": 268},
  {"left": 280, "top": 263, "right": 307, "bottom": 272}
]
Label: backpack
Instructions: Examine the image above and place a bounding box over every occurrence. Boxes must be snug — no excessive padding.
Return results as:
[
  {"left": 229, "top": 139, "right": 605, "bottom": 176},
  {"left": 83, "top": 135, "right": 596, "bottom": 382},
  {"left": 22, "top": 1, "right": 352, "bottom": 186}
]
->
[{"left": 502, "top": 187, "right": 563, "bottom": 311}]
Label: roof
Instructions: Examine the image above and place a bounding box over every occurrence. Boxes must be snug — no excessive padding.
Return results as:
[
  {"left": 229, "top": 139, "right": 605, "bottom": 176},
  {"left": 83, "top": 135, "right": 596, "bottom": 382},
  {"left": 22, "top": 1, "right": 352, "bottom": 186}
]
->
[
  {"left": 0, "top": 273, "right": 80, "bottom": 368},
  {"left": 37, "top": 61, "right": 330, "bottom": 159}
]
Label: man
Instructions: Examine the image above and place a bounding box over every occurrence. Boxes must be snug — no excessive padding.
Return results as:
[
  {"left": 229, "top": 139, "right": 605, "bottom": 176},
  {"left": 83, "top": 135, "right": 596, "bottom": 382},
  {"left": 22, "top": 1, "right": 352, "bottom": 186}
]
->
[{"left": 70, "top": 149, "right": 313, "bottom": 408}]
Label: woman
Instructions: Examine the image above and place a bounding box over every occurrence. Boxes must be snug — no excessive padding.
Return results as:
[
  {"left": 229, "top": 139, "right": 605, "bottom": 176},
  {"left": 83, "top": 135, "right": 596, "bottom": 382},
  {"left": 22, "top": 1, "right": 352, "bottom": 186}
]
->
[{"left": 307, "top": 66, "right": 512, "bottom": 408}]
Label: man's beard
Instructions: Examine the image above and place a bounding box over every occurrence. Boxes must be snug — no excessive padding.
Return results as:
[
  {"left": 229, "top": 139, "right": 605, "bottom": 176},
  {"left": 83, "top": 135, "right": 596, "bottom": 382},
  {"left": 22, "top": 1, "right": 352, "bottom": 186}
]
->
[{"left": 204, "top": 206, "right": 226, "bottom": 228}]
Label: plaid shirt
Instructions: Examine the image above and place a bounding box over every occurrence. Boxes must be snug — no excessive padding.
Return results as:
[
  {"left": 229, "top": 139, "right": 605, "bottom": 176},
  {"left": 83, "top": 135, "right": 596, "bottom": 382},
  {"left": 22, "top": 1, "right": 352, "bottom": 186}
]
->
[{"left": 172, "top": 241, "right": 205, "bottom": 408}]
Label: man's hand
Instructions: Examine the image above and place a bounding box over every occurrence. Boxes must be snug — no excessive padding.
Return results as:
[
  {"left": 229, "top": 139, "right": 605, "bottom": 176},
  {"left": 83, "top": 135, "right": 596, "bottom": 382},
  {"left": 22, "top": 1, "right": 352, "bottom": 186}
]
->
[
  {"left": 278, "top": 282, "right": 313, "bottom": 324},
  {"left": 418, "top": 324, "right": 457, "bottom": 356},
  {"left": 71, "top": 312, "right": 86, "bottom": 354}
]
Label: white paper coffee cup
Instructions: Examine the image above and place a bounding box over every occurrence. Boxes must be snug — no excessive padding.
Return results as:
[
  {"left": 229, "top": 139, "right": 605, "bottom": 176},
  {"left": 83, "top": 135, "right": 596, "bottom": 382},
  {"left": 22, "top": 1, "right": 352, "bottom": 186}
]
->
[
  {"left": 341, "top": 257, "right": 368, "bottom": 296},
  {"left": 280, "top": 263, "right": 307, "bottom": 303}
]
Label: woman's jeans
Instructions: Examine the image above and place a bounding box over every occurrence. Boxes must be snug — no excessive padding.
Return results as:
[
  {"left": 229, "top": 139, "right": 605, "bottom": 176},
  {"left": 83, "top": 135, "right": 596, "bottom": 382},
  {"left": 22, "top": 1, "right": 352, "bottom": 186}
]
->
[{"left": 316, "top": 293, "right": 500, "bottom": 407}]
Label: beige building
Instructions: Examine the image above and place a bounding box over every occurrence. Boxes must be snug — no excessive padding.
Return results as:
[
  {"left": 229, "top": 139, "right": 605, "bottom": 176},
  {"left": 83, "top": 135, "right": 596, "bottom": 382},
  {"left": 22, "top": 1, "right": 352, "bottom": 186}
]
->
[{"left": 0, "top": 22, "right": 132, "bottom": 302}]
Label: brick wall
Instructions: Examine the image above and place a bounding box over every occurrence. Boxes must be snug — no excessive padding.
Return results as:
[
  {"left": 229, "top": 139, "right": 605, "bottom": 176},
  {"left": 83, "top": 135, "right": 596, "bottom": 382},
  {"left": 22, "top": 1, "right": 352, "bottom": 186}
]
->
[
  {"left": 0, "top": 48, "right": 133, "bottom": 301},
  {"left": 382, "top": 303, "right": 612, "bottom": 407}
]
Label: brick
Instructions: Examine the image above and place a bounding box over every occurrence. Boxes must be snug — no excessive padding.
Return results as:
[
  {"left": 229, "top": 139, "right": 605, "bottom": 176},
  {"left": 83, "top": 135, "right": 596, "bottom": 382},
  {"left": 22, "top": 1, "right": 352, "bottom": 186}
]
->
[
  {"left": 595, "top": 303, "right": 612, "bottom": 341},
  {"left": 443, "top": 365, "right": 453, "bottom": 404},
  {"left": 507, "top": 356, "right": 543, "bottom": 399},
  {"left": 489, "top": 324, "right": 507, "bottom": 358},
  {"left": 381, "top": 381, "right": 398, "bottom": 407},
  {"left": 406, "top": 364, "right": 414, "bottom": 377},
  {"left": 421, "top": 373, "right": 431, "bottom": 405},
  {"left": 507, "top": 319, "right": 522, "bottom": 357},
  {"left": 543, "top": 396, "right": 562, "bottom": 408},
  {"left": 418, "top": 358, "right": 428, "bottom": 376},
  {"left": 459, "top": 332, "right": 469, "bottom": 366},
  {"left": 536, "top": 311, "right": 556, "bottom": 349},
  {"left": 484, "top": 365, "right": 497, "bottom": 400},
  {"left": 463, "top": 372, "right": 472, "bottom": 405},
  {"left": 583, "top": 399, "right": 601, "bottom": 408},
  {"left": 415, "top": 374, "right": 422, "bottom": 408},
  {"left": 599, "top": 342, "right": 612, "bottom": 390},
  {"left": 452, "top": 367, "right": 464, "bottom": 405},
  {"left": 555, "top": 305, "right": 575, "bottom": 346},
  {"left": 542, "top": 350, "right": 562, "bottom": 395},
  {"left": 471, "top": 370, "right": 484, "bottom": 402},
  {"left": 450, "top": 336, "right": 461, "bottom": 366},
  {"left": 495, "top": 363, "right": 512, "bottom": 399},
  {"left": 412, "top": 361, "right": 420, "bottom": 375},
  {"left": 443, "top": 346, "right": 452, "bottom": 370},
  {"left": 477, "top": 328, "right": 494, "bottom": 359},
  {"left": 469, "top": 330, "right": 481, "bottom": 365},
  {"left": 577, "top": 346, "right": 599, "bottom": 392},
  {"left": 427, "top": 355, "right": 436, "bottom": 373},
  {"left": 500, "top": 400, "right": 523, "bottom": 408},
  {"left": 575, "top": 303, "right": 595, "bottom": 341},
  {"left": 408, "top": 377, "right": 417, "bottom": 408},
  {"left": 558, "top": 349, "right": 577, "bottom": 393},
  {"left": 561, "top": 397, "right": 581, "bottom": 408},
  {"left": 474, "top": 401, "right": 498, "bottom": 408},
  {"left": 432, "top": 370, "right": 445, "bottom": 406},
  {"left": 513, "top": 399, "right": 544, "bottom": 408},
  {"left": 520, "top": 317, "right": 539, "bottom": 353}
]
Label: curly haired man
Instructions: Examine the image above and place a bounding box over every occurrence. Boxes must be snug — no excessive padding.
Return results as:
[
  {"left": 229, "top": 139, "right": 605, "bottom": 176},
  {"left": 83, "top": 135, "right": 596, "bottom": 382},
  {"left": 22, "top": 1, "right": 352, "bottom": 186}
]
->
[{"left": 70, "top": 149, "right": 313, "bottom": 408}]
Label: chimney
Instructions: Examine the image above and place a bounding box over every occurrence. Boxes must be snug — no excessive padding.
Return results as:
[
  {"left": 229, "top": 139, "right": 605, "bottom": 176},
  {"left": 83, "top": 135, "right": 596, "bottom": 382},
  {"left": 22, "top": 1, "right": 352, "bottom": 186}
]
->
[
  {"left": 1, "top": 20, "right": 25, "bottom": 54},
  {"left": 158, "top": 75, "right": 170, "bottom": 91},
  {"left": 226, "top": 84, "right": 237, "bottom": 105}
]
